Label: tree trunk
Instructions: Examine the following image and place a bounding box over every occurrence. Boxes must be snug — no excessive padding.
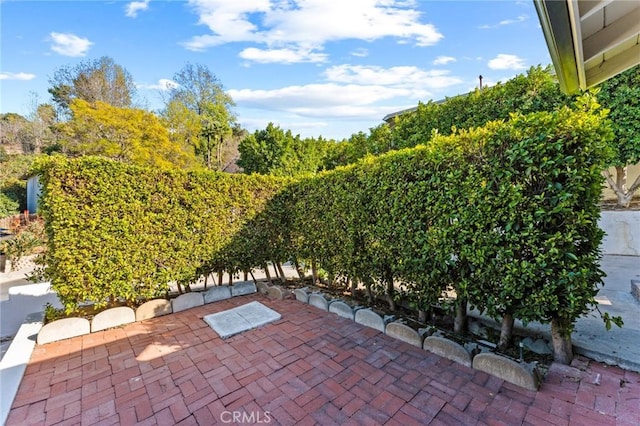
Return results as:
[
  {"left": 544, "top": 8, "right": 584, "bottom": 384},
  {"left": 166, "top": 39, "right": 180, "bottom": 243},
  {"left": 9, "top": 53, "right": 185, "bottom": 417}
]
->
[
  {"left": 384, "top": 267, "right": 396, "bottom": 311},
  {"left": 263, "top": 264, "right": 273, "bottom": 285},
  {"left": 418, "top": 310, "right": 427, "bottom": 323},
  {"left": 602, "top": 166, "right": 640, "bottom": 208},
  {"left": 243, "top": 271, "right": 248, "bottom": 281},
  {"left": 228, "top": 273, "right": 233, "bottom": 286},
  {"left": 327, "top": 273, "right": 335, "bottom": 289},
  {"left": 350, "top": 277, "right": 357, "bottom": 296},
  {"left": 176, "top": 281, "right": 184, "bottom": 294},
  {"left": 249, "top": 270, "right": 257, "bottom": 284},
  {"left": 217, "top": 136, "right": 222, "bottom": 170},
  {"left": 550, "top": 317, "right": 574, "bottom": 364},
  {"left": 454, "top": 297, "right": 467, "bottom": 334},
  {"left": 497, "top": 313, "right": 514, "bottom": 351},
  {"left": 311, "top": 260, "right": 319, "bottom": 284},
  {"left": 364, "top": 277, "right": 373, "bottom": 303},
  {"left": 203, "top": 274, "right": 208, "bottom": 290},
  {"left": 293, "top": 260, "right": 305, "bottom": 280},
  {"left": 276, "top": 263, "right": 286, "bottom": 282},
  {"left": 270, "top": 261, "right": 281, "bottom": 280}
]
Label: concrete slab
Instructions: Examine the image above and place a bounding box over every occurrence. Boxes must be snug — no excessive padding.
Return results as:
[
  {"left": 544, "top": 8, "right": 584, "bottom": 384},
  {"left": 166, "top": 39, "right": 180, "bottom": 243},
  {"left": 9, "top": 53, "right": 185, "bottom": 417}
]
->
[
  {"left": 599, "top": 211, "right": 640, "bottom": 256},
  {"left": 203, "top": 286, "right": 232, "bottom": 304},
  {"left": 203, "top": 301, "right": 281, "bottom": 339},
  {"left": 0, "top": 312, "right": 43, "bottom": 426},
  {"left": 632, "top": 279, "right": 640, "bottom": 302},
  {"left": 1, "top": 283, "right": 61, "bottom": 339}
]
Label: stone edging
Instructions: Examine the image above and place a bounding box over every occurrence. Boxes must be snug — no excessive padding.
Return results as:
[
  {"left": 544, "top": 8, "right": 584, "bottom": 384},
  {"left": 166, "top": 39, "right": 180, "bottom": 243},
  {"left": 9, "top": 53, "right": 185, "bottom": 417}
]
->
[
  {"left": 34, "top": 282, "right": 540, "bottom": 391},
  {"left": 36, "top": 281, "right": 260, "bottom": 345},
  {"left": 295, "top": 288, "right": 540, "bottom": 391}
]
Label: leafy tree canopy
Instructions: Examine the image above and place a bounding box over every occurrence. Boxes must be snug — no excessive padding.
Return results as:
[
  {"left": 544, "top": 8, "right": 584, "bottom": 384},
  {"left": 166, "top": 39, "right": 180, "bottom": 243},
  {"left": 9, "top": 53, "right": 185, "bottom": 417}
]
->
[
  {"left": 238, "top": 122, "right": 332, "bottom": 176},
  {"left": 162, "top": 63, "right": 236, "bottom": 170},
  {"left": 48, "top": 56, "right": 136, "bottom": 116},
  {"left": 57, "top": 100, "right": 198, "bottom": 170}
]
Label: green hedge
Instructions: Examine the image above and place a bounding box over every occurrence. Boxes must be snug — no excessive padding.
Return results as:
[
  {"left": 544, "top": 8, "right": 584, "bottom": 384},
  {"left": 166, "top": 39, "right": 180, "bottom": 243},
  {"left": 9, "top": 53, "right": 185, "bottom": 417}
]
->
[
  {"left": 281, "top": 95, "right": 612, "bottom": 338},
  {"left": 34, "top": 156, "right": 285, "bottom": 310},
  {"left": 36, "top": 95, "right": 613, "bottom": 352}
]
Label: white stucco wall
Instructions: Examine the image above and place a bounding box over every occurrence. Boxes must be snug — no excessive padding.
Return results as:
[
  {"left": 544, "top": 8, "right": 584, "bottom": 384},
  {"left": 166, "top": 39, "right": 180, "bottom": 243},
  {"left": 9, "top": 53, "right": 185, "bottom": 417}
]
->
[{"left": 599, "top": 210, "right": 640, "bottom": 256}]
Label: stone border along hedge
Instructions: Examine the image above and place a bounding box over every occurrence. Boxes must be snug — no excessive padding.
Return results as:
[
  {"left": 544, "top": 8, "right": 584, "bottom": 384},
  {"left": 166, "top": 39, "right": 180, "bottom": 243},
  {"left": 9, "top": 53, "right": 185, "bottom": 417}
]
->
[
  {"left": 293, "top": 287, "right": 541, "bottom": 391},
  {"left": 36, "top": 281, "right": 259, "bottom": 345},
  {"left": 37, "top": 281, "right": 540, "bottom": 391}
]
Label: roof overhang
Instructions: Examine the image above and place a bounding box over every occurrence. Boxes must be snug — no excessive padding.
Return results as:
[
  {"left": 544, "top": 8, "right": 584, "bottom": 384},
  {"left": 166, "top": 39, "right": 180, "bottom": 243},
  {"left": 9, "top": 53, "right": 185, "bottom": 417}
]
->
[{"left": 534, "top": 0, "right": 640, "bottom": 93}]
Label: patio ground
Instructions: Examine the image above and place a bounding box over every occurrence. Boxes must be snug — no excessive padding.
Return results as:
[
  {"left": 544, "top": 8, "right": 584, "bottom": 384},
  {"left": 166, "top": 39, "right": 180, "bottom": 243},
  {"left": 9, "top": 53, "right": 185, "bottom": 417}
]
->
[{"left": 6, "top": 294, "right": 639, "bottom": 425}]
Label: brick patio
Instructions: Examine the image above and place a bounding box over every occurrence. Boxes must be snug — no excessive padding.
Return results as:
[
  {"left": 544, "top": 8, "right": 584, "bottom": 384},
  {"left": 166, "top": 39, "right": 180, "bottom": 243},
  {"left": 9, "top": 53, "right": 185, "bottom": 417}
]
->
[{"left": 6, "top": 294, "right": 640, "bottom": 425}]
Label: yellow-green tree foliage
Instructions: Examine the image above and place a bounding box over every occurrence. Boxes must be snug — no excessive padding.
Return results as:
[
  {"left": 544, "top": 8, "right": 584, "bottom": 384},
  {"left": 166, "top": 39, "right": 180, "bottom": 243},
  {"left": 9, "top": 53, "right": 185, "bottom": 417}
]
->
[{"left": 58, "top": 100, "right": 199, "bottom": 169}]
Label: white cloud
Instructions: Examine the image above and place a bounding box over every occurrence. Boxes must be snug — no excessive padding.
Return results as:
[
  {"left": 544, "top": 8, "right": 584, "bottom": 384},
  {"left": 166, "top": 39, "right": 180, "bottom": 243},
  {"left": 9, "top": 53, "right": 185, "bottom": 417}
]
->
[
  {"left": 479, "top": 14, "right": 528, "bottom": 30},
  {"left": 125, "top": 0, "right": 150, "bottom": 18},
  {"left": 324, "top": 65, "right": 462, "bottom": 90},
  {"left": 488, "top": 54, "right": 527, "bottom": 70},
  {"left": 182, "top": 0, "right": 270, "bottom": 50},
  {"left": 0, "top": 72, "right": 36, "bottom": 81},
  {"left": 183, "top": 0, "right": 443, "bottom": 63},
  {"left": 49, "top": 32, "right": 93, "bottom": 57},
  {"left": 229, "top": 83, "right": 413, "bottom": 109},
  {"left": 228, "top": 64, "right": 463, "bottom": 124},
  {"left": 240, "top": 117, "right": 329, "bottom": 132},
  {"left": 351, "top": 48, "right": 369, "bottom": 58},
  {"left": 136, "top": 78, "right": 179, "bottom": 91},
  {"left": 239, "top": 47, "right": 327, "bottom": 64},
  {"left": 433, "top": 56, "right": 456, "bottom": 66}
]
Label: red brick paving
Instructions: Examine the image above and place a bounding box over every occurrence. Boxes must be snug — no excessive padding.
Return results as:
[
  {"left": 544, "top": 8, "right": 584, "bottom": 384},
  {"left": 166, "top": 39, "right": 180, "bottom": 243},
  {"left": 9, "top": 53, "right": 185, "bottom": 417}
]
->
[{"left": 6, "top": 294, "right": 640, "bottom": 425}]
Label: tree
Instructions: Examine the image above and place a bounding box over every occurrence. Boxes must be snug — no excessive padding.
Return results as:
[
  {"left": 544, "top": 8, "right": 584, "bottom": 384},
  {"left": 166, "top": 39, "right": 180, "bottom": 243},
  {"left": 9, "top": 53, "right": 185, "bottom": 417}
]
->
[
  {"left": 597, "top": 65, "right": 640, "bottom": 207},
  {"left": 238, "top": 123, "right": 295, "bottom": 175},
  {"left": 325, "top": 66, "right": 571, "bottom": 169},
  {"left": 0, "top": 113, "right": 29, "bottom": 152},
  {"left": 162, "top": 63, "right": 236, "bottom": 170},
  {"left": 57, "top": 99, "right": 198, "bottom": 169},
  {"left": 238, "top": 123, "right": 331, "bottom": 176},
  {"left": 48, "top": 56, "right": 136, "bottom": 116}
]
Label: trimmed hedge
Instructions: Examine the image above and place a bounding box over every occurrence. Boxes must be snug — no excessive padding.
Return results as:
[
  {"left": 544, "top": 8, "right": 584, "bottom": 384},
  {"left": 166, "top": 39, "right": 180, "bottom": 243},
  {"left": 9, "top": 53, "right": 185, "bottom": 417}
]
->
[
  {"left": 35, "top": 96, "right": 613, "bottom": 360},
  {"left": 34, "top": 156, "right": 285, "bottom": 310}
]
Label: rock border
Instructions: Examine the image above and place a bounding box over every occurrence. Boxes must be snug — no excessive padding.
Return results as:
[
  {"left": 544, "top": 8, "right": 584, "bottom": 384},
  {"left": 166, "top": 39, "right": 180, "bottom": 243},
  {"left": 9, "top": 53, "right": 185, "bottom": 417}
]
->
[
  {"left": 299, "top": 289, "right": 540, "bottom": 390},
  {"left": 37, "top": 281, "right": 260, "bottom": 345}
]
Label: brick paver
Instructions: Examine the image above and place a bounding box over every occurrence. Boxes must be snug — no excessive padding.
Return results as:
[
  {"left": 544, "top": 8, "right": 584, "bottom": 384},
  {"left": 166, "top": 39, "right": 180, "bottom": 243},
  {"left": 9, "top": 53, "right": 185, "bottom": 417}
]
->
[{"left": 6, "top": 294, "right": 640, "bottom": 425}]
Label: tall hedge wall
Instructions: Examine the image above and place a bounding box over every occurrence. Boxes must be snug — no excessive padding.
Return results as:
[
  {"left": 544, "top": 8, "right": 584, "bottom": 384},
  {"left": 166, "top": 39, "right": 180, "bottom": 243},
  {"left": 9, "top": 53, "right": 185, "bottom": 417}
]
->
[
  {"left": 279, "top": 97, "right": 613, "bottom": 335},
  {"left": 36, "top": 96, "right": 613, "bottom": 354},
  {"left": 34, "top": 156, "right": 286, "bottom": 309}
]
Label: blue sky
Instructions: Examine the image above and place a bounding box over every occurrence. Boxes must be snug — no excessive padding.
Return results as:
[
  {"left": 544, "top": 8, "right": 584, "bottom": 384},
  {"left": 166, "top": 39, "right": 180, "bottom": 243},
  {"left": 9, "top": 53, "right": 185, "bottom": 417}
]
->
[{"left": 1, "top": 0, "right": 553, "bottom": 140}]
